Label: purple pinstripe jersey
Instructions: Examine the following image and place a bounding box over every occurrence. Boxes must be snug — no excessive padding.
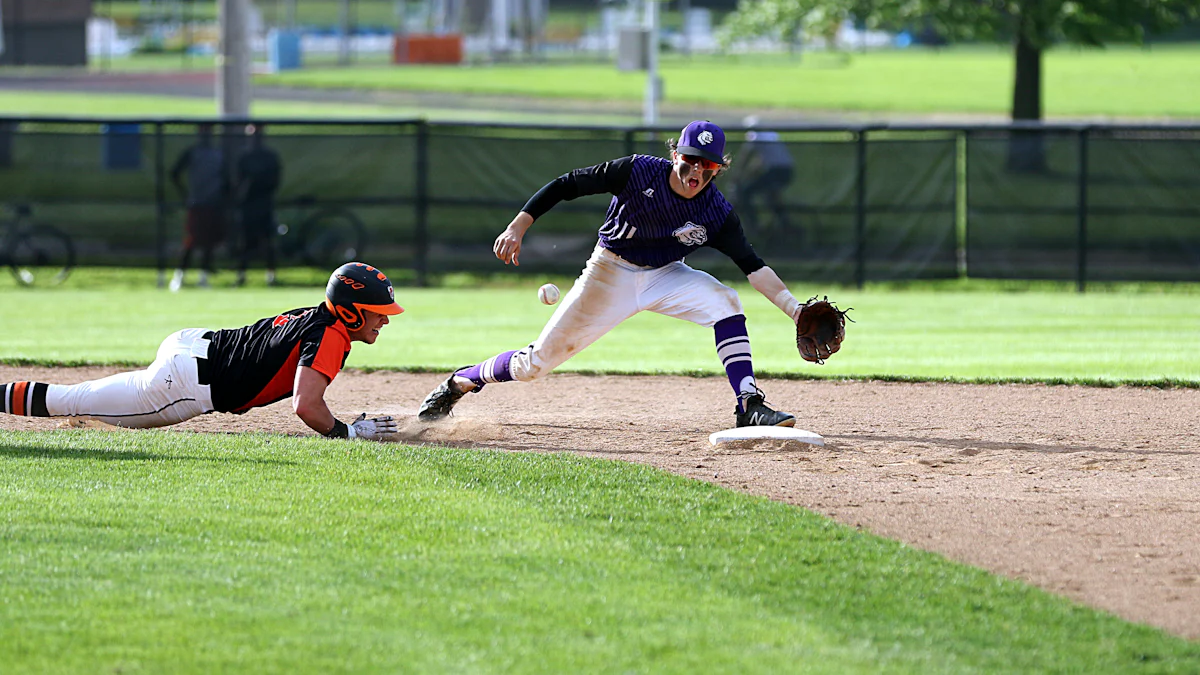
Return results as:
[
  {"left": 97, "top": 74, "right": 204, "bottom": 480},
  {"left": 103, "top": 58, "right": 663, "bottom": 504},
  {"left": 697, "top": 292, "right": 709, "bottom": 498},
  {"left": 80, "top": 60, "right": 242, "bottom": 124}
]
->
[{"left": 598, "top": 155, "right": 734, "bottom": 268}]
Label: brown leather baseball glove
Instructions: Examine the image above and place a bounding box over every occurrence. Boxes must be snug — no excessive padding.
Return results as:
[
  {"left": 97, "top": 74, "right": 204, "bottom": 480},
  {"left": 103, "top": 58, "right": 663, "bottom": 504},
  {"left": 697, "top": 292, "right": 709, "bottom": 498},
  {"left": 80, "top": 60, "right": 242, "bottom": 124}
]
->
[{"left": 795, "top": 296, "right": 851, "bottom": 364}]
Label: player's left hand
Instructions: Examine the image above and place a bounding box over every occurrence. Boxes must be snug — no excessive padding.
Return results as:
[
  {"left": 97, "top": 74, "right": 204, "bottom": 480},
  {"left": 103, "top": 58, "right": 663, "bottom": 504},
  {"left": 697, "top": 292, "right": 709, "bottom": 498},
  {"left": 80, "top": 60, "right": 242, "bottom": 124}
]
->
[
  {"left": 795, "top": 297, "right": 851, "bottom": 365},
  {"left": 349, "top": 413, "right": 398, "bottom": 441}
]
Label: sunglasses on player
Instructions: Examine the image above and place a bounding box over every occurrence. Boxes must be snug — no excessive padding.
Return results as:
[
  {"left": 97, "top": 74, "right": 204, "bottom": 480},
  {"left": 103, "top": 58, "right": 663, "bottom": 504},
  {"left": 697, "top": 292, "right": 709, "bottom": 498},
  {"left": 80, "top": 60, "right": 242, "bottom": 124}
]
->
[{"left": 676, "top": 153, "right": 722, "bottom": 171}]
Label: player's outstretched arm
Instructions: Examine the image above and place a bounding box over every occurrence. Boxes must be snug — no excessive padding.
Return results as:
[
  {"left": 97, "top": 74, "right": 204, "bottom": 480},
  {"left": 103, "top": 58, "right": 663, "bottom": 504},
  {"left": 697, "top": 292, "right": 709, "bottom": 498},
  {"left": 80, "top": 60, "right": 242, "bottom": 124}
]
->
[
  {"left": 496, "top": 157, "right": 631, "bottom": 267},
  {"left": 293, "top": 366, "right": 397, "bottom": 440},
  {"left": 293, "top": 366, "right": 339, "bottom": 434},
  {"left": 747, "top": 266, "right": 803, "bottom": 321},
  {"left": 748, "top": 267, "right": 850, "bottom": 364},
  {"left": 494, "top": 211, "right": 534, "bottom": 266}
]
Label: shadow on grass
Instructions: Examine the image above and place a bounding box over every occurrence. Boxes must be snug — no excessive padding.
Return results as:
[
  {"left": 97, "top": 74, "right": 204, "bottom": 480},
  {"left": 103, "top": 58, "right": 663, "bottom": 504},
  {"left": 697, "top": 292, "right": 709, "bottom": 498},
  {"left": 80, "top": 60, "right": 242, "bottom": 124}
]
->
[{"left": 0, "top": 445, "right": 299, "bottom": 466}]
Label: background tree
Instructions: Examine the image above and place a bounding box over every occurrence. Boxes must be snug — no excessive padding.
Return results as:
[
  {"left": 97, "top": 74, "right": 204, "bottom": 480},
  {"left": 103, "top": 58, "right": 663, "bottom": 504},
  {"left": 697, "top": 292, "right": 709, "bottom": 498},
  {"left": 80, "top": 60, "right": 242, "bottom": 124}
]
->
[{"left": 723, "top": 0, "right": 1200, "bottom": 168}]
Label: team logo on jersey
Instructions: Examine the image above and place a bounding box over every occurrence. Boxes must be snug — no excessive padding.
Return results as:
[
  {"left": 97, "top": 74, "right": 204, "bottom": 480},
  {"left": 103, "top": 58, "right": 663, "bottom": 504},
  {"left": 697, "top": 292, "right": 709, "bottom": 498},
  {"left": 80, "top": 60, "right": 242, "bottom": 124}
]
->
[
  {"left": 642, "top": 188, "right": 654, "bottom": 198},
  {"left": 697, "top": 131, "right": 714, "bottom": 145},
  {"left": 273, "top": 310, "right": 310, "bottom": 328},
  {"left": 672, "top": 221, "right": 708, "bottom": 246}
]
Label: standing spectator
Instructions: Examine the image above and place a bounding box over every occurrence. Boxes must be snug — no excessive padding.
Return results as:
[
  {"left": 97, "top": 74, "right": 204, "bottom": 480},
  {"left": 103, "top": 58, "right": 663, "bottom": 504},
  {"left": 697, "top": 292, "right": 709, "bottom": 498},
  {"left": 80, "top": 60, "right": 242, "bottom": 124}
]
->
[
  {"left": 169, "top": 123, "right": 229, "bottom": 291},
  {"left": 733, "top": 116, "right": 798, "bottom": 242},
  {"left": 234, "top": 123, "right": 283, "bottom": 287}
]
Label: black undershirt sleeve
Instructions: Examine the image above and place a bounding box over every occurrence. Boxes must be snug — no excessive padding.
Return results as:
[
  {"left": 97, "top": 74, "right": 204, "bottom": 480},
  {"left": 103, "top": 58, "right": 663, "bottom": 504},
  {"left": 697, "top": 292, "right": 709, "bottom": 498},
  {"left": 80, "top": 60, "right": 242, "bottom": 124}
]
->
[
  {"left": 521, "top": 156, "right": 635, "bottom": 220},
  {"left": 707, "top": 210, "right": 766, "bottom": 276}
]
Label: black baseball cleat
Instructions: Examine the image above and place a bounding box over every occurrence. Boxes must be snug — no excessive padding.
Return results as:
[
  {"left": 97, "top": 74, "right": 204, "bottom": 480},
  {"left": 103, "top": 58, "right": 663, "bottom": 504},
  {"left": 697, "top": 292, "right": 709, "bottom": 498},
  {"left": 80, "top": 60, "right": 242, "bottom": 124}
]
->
[
  {"left": 417, "top": 371, "right": 470, "bottom": 421},
  {"left": 735, "top": 393, "right": 796, "bottom": 428}
]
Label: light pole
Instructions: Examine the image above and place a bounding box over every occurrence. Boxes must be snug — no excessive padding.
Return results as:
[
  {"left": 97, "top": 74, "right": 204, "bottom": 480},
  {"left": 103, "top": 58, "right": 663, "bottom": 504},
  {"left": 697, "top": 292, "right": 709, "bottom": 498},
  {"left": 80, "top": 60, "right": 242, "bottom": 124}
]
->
[
  {"left": 642, "top": 0, "right": 660, "bottom": 125},
  {"left": 217, "top": 0, "right": 251, "bottom": 117}
]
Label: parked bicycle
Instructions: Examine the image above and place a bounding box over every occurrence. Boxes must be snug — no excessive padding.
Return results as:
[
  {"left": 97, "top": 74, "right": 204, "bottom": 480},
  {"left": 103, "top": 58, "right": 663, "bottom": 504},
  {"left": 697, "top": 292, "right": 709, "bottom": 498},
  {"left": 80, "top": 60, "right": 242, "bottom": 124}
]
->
[
  {"left": 275, "top": 196, "right": 367, "bottom": 270},
  {"left": 0, "top": 204, "right": 75, "bottom": 286}
]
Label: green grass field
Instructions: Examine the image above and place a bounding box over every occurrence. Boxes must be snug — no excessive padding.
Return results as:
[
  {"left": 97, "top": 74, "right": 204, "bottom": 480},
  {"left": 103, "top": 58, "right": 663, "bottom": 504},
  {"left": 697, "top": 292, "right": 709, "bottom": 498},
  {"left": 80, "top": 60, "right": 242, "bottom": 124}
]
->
[
  {"left": 94, "top": 1, "right": 604, "bottom": 33},
  {"left": 5, "top": 44, "right": 1196, "bottom": 121},
  {"left": 0, "top": 90, "right": 383, "bottom": 117},
  {"left": 253, "top": 45, "right": 1200, "bottom": 119},
  {"left": 1, "top": 271, "right": 1198, "bottom": 384},
  {"left": 4, "top": 275, "right": 1200, "bottom": 670},
  {"left": 3, "top": 430, "right": 1199, "bottom": 673},
  {"left": 0, "top": 90, "right": 602, "bottom": 124},
  {"left": 3, "top": 38, "right": 1199, "bottom": 669}
]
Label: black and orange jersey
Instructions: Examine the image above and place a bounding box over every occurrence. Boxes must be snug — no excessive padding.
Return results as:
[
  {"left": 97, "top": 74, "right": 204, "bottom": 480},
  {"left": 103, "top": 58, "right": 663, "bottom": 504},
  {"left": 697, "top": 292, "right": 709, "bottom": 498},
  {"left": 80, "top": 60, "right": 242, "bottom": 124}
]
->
[{"left": 204, "top": 304, "right": 352, "bottom": 413}]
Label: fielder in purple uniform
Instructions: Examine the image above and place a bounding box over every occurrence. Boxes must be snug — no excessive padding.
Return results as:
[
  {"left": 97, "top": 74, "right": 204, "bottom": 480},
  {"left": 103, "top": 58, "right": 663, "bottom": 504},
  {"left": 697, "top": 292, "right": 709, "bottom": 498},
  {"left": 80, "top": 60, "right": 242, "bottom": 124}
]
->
[{"left": 419, "top": 120, "right": 816, "bottom": 428}]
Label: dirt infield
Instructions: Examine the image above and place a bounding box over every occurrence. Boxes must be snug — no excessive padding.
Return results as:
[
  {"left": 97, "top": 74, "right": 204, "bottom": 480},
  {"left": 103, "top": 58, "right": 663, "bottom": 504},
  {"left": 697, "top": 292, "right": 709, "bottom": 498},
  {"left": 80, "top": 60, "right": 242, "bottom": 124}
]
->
[{"left": 3, "top": 366, "right": 1198, "bottom": 640}]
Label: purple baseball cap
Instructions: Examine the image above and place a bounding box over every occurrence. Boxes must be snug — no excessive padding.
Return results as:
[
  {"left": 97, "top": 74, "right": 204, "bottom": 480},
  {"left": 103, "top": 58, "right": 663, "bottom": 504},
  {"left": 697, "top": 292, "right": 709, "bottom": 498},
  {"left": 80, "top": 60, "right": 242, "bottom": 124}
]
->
[{"left": 676, "top": 120, "right": 727, "bottom": 165}]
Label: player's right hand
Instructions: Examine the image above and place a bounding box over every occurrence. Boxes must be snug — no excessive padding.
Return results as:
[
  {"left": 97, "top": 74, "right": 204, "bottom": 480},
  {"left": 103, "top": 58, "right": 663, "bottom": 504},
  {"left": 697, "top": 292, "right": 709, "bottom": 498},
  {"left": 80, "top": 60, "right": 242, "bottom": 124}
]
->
[
  {"left": 494, "top": 228, "right": 524, "bottom": 266},
  {"left": 348, "top": 413, "right": 398, "bottom": 441},
  {"left": 494, "top": 214, "right": 533, "bottom": 266}
]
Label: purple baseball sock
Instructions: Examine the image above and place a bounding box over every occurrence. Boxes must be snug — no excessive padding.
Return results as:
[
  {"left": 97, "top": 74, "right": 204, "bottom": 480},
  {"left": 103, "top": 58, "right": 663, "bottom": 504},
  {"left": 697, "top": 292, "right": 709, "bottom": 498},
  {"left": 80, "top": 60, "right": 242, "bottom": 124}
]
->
[
  {"left": 455, "top": 350, "right": 519, "bottom": 390},
  {"left": 714, "top": 315, "right": 757, "bottom": 413}
]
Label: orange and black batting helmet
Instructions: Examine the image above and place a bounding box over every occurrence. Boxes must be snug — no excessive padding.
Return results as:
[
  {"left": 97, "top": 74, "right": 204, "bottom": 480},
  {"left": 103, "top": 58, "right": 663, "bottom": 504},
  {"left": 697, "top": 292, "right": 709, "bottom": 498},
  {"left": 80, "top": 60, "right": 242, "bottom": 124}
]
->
[{"left": 324, "top": 262, "right": 404, "bottom": 330}]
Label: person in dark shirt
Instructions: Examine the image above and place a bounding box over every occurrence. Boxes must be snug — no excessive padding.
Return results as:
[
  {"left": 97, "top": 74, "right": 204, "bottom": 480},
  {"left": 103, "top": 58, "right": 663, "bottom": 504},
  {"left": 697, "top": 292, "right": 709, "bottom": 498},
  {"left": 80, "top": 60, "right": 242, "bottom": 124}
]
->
[
  {"left": 1, "top": 263, "right": 403, "bottom": 441},
  {"left": 234, "top": 123, "right": 283, "bottom": 287},
  {"left": 732, "top": 116, "right": 797, "bottom": 240},
  {"left": 169, "top": 123, "right": 230, "bottom": 291},
  {"left": 418, "top": 120, "right": 835, "bottom": 429}
]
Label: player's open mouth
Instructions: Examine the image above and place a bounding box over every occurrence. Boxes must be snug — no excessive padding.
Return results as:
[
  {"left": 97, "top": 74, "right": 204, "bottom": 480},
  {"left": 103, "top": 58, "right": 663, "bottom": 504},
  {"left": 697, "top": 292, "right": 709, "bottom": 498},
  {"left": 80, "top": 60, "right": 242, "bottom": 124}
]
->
[{"left": 687, "top": 177, "right": 700, "bottom": 188}]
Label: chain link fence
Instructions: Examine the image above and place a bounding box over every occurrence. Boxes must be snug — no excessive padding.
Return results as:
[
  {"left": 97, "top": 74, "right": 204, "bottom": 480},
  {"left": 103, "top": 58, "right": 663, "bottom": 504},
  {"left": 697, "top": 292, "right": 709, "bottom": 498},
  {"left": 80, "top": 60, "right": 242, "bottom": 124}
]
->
[{"left": 0, "top": 117, "right": 1197, "bottom": 288}]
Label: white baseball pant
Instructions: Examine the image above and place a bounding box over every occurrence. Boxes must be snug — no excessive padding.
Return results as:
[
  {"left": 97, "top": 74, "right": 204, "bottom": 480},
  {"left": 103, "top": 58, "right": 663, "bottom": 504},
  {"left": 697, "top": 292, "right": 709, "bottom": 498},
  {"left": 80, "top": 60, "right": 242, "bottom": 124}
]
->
[
  {"left": 46, "top": 328, "right": 216, "bottom": 428},
  {"left": 509, "top": 246, "right": 742, "bottom": 381}
]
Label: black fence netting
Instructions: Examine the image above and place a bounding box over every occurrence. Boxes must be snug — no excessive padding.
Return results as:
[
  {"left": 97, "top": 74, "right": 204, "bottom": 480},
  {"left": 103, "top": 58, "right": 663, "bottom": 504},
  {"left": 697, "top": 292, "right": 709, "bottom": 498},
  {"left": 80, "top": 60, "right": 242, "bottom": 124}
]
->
[
  {"left": 0, "top": 118, "right": 1196, "bottom": 287},
  {"left": 1084, "top": 129, "right": 1200, "bottom": 281},
  {"left": 966, "top": 129, "right": 1083, "bottom": 280},
  {"left": 863, "top": 131, "right": 957, "bottom": 281},
  {"left": 424, "top": 124, "right": 627, "bottom": 276},
  {"left": 967, "top": 127, "right": 1200, "bottom": 283}
]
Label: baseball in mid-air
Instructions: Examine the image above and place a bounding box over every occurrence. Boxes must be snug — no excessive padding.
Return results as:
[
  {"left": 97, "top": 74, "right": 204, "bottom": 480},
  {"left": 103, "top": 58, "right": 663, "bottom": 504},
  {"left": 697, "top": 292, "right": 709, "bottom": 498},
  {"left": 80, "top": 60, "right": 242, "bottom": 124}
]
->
[{"left": 538, "top": 283, "right": 560, "bottom": 305}]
